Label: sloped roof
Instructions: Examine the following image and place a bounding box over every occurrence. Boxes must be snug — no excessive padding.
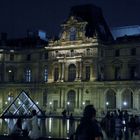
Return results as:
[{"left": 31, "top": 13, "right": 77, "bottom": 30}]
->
[
  {"left": 111, "top": 25, "right": 140, "bottom": 40},
  {"left": 1, "top": 91, "right": 44, "bottom": 118},
  {"left": 69, "top": 4, "right": 114, "bottom": 42}
]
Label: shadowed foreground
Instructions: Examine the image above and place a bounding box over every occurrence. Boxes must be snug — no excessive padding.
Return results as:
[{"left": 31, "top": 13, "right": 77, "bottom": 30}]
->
[{"left": 0, "top": 135, "right": 69, "bottom": 140}]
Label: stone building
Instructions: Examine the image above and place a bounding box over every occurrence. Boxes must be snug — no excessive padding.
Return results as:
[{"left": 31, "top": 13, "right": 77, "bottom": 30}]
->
[{"left": 0, "top": 4, "right": 140, "bottom": 116}]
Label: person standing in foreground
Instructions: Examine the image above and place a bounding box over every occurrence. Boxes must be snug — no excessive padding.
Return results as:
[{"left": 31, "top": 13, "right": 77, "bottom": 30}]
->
[
  {"left": 28, "top": 110, "right": 41, "bottom": 140},
  {"left": 75, "top": 105, "right": 103, "bottom": 140}
]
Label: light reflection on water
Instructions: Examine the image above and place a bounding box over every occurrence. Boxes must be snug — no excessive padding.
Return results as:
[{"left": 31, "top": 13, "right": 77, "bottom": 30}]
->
[{"left": 0, "top": 118, "right": 80, "bottom": 138}]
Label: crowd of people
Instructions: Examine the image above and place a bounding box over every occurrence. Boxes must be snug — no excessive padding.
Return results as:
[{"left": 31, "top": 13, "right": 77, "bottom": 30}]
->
[{"left": 101, "top": 110, "right": 140, "bottom": 140}]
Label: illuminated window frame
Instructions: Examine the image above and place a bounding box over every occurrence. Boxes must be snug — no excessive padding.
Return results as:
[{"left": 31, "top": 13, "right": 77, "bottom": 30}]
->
[{"left": 25, "top": 69, "right": 31, "bottom": 82}]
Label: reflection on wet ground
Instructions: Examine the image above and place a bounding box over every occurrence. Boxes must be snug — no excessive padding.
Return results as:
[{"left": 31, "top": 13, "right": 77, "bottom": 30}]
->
[{"left": 0, "top": 118, "right": 140, "bottom": 140}]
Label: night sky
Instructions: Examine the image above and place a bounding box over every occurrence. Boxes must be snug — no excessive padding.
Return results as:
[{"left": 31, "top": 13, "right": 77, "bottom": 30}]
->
[{"left": 0, "top": 0, "right": 140, "bottom": 38}]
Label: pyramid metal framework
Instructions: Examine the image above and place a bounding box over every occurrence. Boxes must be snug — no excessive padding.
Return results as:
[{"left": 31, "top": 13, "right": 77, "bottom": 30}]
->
[{"left": 1, "top": 90, "right": 44, "bottom": 118}]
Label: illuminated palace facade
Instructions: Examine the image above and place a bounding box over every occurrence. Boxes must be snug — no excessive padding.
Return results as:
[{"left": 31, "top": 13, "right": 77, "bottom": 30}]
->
[{"left": 0, "top": 5, "right": 140, "bottom": 115}]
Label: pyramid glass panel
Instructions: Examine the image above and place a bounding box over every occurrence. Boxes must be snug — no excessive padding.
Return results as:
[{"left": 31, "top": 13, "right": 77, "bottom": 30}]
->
[{"left": 1, "top": 91, "right": 43, "bottom": 118}]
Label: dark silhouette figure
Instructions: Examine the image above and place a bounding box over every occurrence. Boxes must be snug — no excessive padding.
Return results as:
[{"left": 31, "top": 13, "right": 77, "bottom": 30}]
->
[
  {"left": 9, "top": 117, "right": 22, "bottom": 136},
  {"left": 62, "top": 109, "right": 67, "bottom": 118},
  {"left": 75, "top": 105, "right": 103, "bottom": 140}
]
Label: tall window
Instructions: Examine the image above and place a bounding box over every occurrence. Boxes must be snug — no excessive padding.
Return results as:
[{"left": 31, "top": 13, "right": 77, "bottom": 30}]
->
[
  {"left": 115, "top": 49, "right": 120, "bottom": 57},
  {"left": 26, "top": 54, "right": 31, "bottom": 61},
  {"left": 68, "top": 64, "right": 76, "bottom": 82},
  {"left": 131, "top": 48, "right": 136, "bottom": 56},
  {"left": 86, "top": 49, "right": 90, "bottom": 55},
  {"left": 44, "top": 68, "right": 48, "bottom": 82},
  {"left": 115, "top": 67, "right": 121, "bottom": 80},
  {"left": 70, "top": 50, "right": 74, "bottom": 57},
  {"left": 44, "top": 52, "right": 48, "bottom": 59},
  {"left": 69, "top": 27, "right": 76, "bottom": 41},
  {"left": 85, "top": 66, "right": 90, "bottom": 81},
  {"left": 130, "top": 66, "right": 137, "bottom": 79},
  {"left": 10, "top": 54, "right": 14, "bottom": 61},
  {"left": 101, "top": 49, "right": 104, "bottom": 57},
  {"left": 25, "top": 69, "right": 31, "bottom": 82},
  {"left": 54, "top": 67, "right": 59, "bottom": 82}
]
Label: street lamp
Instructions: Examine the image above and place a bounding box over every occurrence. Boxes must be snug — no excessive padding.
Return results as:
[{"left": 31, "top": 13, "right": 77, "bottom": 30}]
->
[
  {"left": 49, "top": 101, "right": 52, "bottom": 115},
  {"left": 106, "top": 102, "right": 109, "bottom": 106},
  {"left": 123, "top": 101, "right": 127, "bottom": 106},
  {"left": 67, "top": 101, "right": 70, "bottom": 115},
  {"left": 82, "top": 102, "right": 85, "bottom": 110}
]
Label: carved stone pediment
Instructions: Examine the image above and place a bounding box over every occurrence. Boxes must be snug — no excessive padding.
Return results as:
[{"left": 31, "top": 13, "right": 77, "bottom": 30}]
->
[{"left": 60, "top": 16, "right": 87, "bottom": 41}]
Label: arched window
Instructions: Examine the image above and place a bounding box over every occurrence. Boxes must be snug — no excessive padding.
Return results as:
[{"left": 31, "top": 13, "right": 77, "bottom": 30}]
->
[
  {"left": 67, "top": 90, "right": 76, "bottom": 112},
  {"left": 68, "top": 64, "right": 76, "bottom": 82},
  {"left": 122, "top": 89, "right": 133, "bottom": 109},
  {"left": 54, "top": 67, "right": 59, "bottom": 82},
  {"left": 69, "top": 27, "right": 76, "bottom": 41},
  {"left": 25, "top": 69, "right": 31, "bottom": 82},
  {"left": 106, "top": 89, "right": 116, "bottom": 109}
]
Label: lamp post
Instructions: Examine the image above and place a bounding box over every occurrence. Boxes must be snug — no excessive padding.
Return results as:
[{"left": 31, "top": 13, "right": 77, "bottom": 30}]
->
[
  {"left": 49, "top": 101, "right": 52, "bottom": 115},
  {"left": 123, "top": 101, "right": 127, "bottom": 108},
  {"left": 67, "top": 101, "right": 70, "bottom": 116},
  {"left": 106, "top": 101, "right": 109, "bottom": 111},
  {"left": 82, "top": 102, "right": 85, "bottom": 109}
]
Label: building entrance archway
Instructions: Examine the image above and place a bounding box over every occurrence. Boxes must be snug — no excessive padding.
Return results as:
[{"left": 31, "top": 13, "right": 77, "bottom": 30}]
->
[{"left": 67, "top": 90, "right": 76, "bottom": 112}]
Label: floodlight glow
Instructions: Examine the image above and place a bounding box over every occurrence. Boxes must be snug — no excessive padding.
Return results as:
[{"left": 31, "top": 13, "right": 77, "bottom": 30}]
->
[
  {"left": 82, "top": 102, "right": 85, "bottom": 105},
  {"left": 49, "top": 102, "right": 52, "bottom": 105},
  {"left": 67, "top": 102, "right": 70, "bottom": 105},
  {"left": 8, "top": 70, "right": 12, "bottom": 73},
  {"left": 8, "top": 97, "right": 11, "bottom": 101},
  {"left": 123, "top": 101, "right": 127, "bottom": 106},
  {"left": 106, "top": 102, "right": 109, "bottom": 106}
]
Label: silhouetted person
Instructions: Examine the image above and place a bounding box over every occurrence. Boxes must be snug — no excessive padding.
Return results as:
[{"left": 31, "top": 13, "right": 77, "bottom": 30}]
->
[
  {"left": 62, "top": 109, "right": 67, "bottom": 118},
  {"left": 29, "top": 110, "right": 41, "bottom": 140},
  {"left": 9, "top": 117, "right": 22, "bottom": 136},
  {"left": 114, "top": 115, "right": 123, "bottom": 140},
  {"left": 75, "top": 105, "right": 103, "bottom": 140}
]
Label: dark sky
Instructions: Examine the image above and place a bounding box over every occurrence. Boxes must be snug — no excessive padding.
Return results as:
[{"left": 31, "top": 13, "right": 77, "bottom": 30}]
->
[{"left": 0, "top": 0, "right": 140, "bottom": 38}]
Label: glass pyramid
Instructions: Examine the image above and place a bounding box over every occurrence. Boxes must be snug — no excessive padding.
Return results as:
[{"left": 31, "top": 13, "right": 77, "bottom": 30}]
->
[{"left": 1, "top": 91, "right": 44, "bottom": 118}]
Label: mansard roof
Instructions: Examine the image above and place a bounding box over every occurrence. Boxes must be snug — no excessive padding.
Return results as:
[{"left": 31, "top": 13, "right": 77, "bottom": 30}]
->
[{"left": 69, "top": 4, "right": 114, "bottom": 42}]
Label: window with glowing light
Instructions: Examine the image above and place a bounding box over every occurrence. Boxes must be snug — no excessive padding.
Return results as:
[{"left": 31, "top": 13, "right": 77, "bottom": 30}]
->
[
  {"left": 44, "top": 68, "right": 48, "bottom": 82},
  {"left": 25, "top": 69, "right": 31, "bottom": 82}
]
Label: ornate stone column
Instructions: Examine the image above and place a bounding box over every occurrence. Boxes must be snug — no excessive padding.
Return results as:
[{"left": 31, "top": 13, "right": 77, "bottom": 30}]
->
[
  {"left": 75, "top": 61, "right": 79, "bottom": 81},
  {"left": 133, "top": 90, "right": 139, "bottom": 110},
  {"left": 116, "top": 90, "right": 122, "bottom": 109},
  {"left": 61, "top": 63, "right": 65, "bottom": 82},
  {"left": 79, "top": 62, "right": 82, "bottom": 81},
  {"left": 58, "top": 63, "right": 62, "bottom": 81}
]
